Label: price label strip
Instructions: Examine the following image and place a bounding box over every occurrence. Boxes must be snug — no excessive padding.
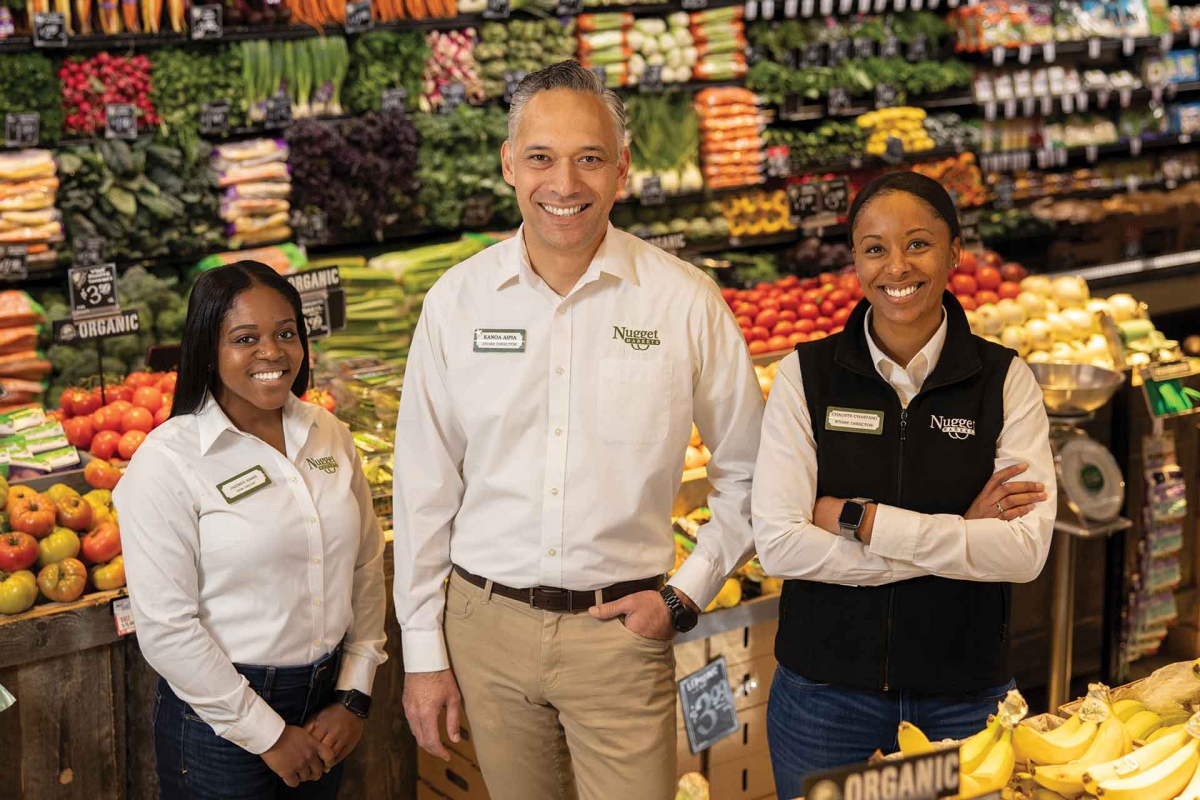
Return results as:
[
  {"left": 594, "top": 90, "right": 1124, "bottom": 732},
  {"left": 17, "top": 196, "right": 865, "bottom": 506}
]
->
[
  {"left": 828, "top": 87, "right": 852, "bottom": 116},
  {"left": 113, "top": 597, "right": 136, "bottom": 636},
  {"left": 53, "top": 310, "right": 142, "bottom": 345}
]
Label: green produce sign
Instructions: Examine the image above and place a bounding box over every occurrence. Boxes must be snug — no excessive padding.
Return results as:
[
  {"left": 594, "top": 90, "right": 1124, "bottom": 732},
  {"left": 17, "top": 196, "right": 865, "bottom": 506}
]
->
[{"left": 1140, "top": 362, "right": 1200, "bottom": 419}]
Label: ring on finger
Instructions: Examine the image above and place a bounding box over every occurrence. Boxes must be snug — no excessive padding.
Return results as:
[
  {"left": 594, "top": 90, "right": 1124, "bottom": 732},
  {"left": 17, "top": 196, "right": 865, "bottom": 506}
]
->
[{"left": 995, "top": 501, "right": 1005, "bottom": 514}]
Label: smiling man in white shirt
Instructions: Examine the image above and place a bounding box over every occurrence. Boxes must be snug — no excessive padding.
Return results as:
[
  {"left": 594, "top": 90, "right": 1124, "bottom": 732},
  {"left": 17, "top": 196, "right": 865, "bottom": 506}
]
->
[{"left": 392, "top": 61, "right": 764, "bottom": 800}]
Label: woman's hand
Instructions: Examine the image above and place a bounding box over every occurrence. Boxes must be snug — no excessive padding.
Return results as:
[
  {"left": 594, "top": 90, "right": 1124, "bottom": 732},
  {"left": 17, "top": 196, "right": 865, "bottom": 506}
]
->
[
  {"left": 305, "top": 704, "right": 366, "bottom": 768},
  {"left": 965, "top": 463, "right": 1048, "bottom": 522},
  {"left": 261, "top": 725, "right": 335, "bottom": 787}
]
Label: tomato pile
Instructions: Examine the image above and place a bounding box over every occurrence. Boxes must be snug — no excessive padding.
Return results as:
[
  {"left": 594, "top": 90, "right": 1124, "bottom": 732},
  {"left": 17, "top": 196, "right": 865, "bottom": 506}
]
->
[
  {"left": 53, "top": 371, "right": 176, "bottom": 462},
  {"left": 59, "top": 53, "right": 158, "bottom": 137},
  {"left": 722, "top": 270, "right": 864, "bottom": 355},
  {"left": 947, "top": 250, "right": 1029, "bottom": 313}
]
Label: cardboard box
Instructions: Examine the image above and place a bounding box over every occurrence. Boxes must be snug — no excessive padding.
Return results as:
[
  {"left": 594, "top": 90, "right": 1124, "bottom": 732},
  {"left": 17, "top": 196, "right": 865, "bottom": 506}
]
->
[
  {"left": 709, "top": 703, "right": 769, "bottom": 766},
  {"left": 677, "top": 724, "right": 703, "bottom": 778},
  {"left": 438, "top": 707, "right": 478, "bottom": 766},
  {"left": 418, "top": 781, "right": 449, "bottom": 800},
  {"left": 418, "top": 747, "right": 490, "bottom": 800},
  {"left": 675, "top": 638, "right": 708, "bottom": 680},
  {"left": 710, "top": 621, "right": 778, "bottom": 667},
  {"left": 709, "top": 750, "right": 776, "bottom": 800},
  {"left": 728, "top": 654, "right": 776, "bottom": 712}
]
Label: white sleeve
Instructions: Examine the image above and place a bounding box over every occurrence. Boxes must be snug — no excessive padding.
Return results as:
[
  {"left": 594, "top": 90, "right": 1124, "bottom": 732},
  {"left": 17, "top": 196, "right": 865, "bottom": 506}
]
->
[
  {"left": 752, "top": 353, "right": 932, "bottom": 585},
  {"left": 867, "top": 358, "right": 1057, "bottom": 583},
  {"left": 113, "top": 445, "right": 285, "bottom": 755}
]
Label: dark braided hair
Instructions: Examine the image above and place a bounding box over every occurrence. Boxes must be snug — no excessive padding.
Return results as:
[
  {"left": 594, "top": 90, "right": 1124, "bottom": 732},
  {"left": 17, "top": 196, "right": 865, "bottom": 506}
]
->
[{"left": 847, "top": 172, "right": 962, "bottom": 244}]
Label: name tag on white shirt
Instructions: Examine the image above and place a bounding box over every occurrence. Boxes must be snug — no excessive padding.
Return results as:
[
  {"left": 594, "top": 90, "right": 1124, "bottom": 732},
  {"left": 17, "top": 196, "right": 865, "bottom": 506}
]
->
[
  {"left": 473, "top": 328, "right": 526, "bottom": 353},
  {"left": 217, "top": 465, "right": 272, "bottom": 504},
  {"left": 825, "top": 407, "right": 885, "bottom": 435}
]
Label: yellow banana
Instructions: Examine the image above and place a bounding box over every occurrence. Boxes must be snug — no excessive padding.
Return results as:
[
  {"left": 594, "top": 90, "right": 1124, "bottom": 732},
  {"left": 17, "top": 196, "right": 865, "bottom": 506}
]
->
[
  {"left": 1016, "top": 715, "right": 1083, "bottom": 763},
  {"left": 1033, "top": 790, "right": 1070, "bottom": 800},
  {"left": 898, "top": 721, "right": 935, "bottom": 757},
  {"left": 1112, "top": 700, "right": 1146, "bottom": 722},
  {"left": 1082, "top": 728, "right": 1191, "bottom": 793},
  {"left": 960, "top": 717, "right": 1002, "bottom": 773},
  {"left": 1174, "top": 741, "right": 1200, "bottom": 799},
  {"left": 1125, "top": 709, "right": 1164, "bottom": 741},
  {"left": 962, "top": 729, "right": 1015, "bottom": 796},
  {"left": 1148, "top": 723, "right": 1186, "bottom": 742},
  {"left": 1031, "top": 715, "right": 1128, "bottom": 796},
  {"left": 1014, "top": 719, "right": 1098, "bottom": 765},
  {"left": 1094, "top": 737, "right": 1200, "bottom": 800}
]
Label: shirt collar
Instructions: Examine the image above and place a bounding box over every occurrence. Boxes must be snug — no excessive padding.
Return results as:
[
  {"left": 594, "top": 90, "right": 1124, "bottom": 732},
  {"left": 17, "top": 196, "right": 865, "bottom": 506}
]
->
[
  {"left": 494, "top": 223, "right": 639, "bottom": 291},
  {"left": 196, "top": 391, "right": 316, "bottom": 458},
  {"left": 863, "top": 306, "right": 949, "bottom": 387}
]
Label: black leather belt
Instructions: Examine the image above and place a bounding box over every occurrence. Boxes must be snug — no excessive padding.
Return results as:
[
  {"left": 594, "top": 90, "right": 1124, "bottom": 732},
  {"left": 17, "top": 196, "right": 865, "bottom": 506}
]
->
[{"left": 453, "top": 566, "right": 664, "bottom": 613}]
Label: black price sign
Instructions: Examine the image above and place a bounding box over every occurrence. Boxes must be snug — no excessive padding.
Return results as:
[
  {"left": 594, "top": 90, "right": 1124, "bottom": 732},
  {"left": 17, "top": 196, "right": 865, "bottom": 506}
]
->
[
  {"left": 640, "top": 64, "right": 665, "bottom": 93},
  {"left": 294, "top": 208, "right": 328, "bottom": 243},
  {"left": 802, "top": 42, "right": 824, "bottom": 68},
  {"left": 640, "top": 175, "right": 666, "bottom": 206},
  {"left": 678, "top": 658, "right": 739, "bottom": 754},
  {"left": 884, "top": 135, "right": 905, "bottom": 162},
  {"left": 380, "top": 87, "right": 407, "bottom": 114},
  {"left": 32, "top": 12, "right": 68, "bottom": 48},
  {"left": 0, "top": 247, "right": 28, "bottom": 282},
  {"left": 960, "top": 208, "right": 981, "bottom": 245},
  {"left": 855, "top": 37, "right": 875, "bottom": 59},
  {"left": 779, "top": 48, "right": 797, "bottom": 69},
  {"left": 105, "top": 104, "right": 138, "bottom": 141},
  {"left": 483, "top": 0, "right": 510, "bottom": 19},
  {"left": 590, "top": 66, "right": 608, "bottom": 86},
  {"left": 644, "top": 232, "right": 687, "bottom": 253},
  {"left": 286, "top": 266, "right": 342, "bottom": 295},
  {"left": 830, "top": 38, "right": 851, "bottom": 64},
  {"left": 68, "top": 264, "right": 119, "bottom": 319},
  {"left": 782, "top": 94, "right": 814, "bottom": 120},
  {"left": 462, "top": 194, "right": 494, "bottom": 228},
  {"left": 74, "top": 237, "right": 106, "bottom": 267},
  {"left": 189, "top": 4, "right": 223, "bottom": 40},
  {"left": 788, "top": 182, "right": 821, "bottom": 222},
  {"left": 53, "top": 310, "right": 141, "bottom": 345},
  {"left": 907, "top": 33, "right": 928, "bottom": 62},
  {"left": 265, "top": 92, "right": 292, "bottom": 129},
  {"left": 995, "top": 175, "right": 1014, "bottom": 209},
  {"left": 302, "top": 294, "right": 332, "bottom": 340},
  {"left": 440, "top": 82, "right": 466, "bottom": 114},
  {"left": 880, "top": 34, "right": 901, "bottom": 59},
  {"left": 4, "top": 113, "right": 40, "bottom": 149},
  {"left": 823, "top": 177, "right": 849, "bottom": 214},
  {"left": 199, "top": 101, "right": 231, "bottom": 136},
  {"left": 345, "top": 0, "right": 373, "bottom": 33},
  {"left": 680, "top": 0, "right": 708, "bottom": 8},
  {"left": 803, "top": 748, "right": 965, "bottom": 798},
  {"left": 827, "top": 87, "right": 852, "bottom": 116},
  {"left": 766, "top": 145, "right": 791, "bottom": 177},
  {"left": 875, "top": 83, "right": 898, "bottom": 108},
  {"left": 503, "top": 71, "right": 528, "bottom": 103},
  {"left": 556, "top": 0, "right": 583, "bottom": 14}
]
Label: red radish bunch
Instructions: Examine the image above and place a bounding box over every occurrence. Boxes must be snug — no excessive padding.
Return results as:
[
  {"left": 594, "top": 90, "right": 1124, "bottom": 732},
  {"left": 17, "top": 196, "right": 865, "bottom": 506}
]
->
[
  {"left": 721, "top": 268, "right": 864, "bottom": 356},
  {"left": 949, "top": 250, "right": 1029, "bottom": 312},
  {"left": 59, "top": 53, "right": 158, "bottom": 137}
]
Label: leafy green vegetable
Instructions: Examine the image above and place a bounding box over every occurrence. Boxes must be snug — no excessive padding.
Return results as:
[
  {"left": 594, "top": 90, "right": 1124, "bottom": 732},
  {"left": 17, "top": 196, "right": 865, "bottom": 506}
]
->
[
  {"left": 344, "top": 31, "right": 429, "bottom": 115},
  {"left": 0, "top": 53, "right": 63, "bottom": 145},
  {"left": 150, "top": 46, "right": 248, "bottom": 152}
]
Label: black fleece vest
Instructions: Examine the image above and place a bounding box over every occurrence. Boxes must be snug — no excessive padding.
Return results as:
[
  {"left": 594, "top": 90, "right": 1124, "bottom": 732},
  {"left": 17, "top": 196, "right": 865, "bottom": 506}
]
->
[{"left": 778, "top": 291, "right": 1016, "bottom": 693}]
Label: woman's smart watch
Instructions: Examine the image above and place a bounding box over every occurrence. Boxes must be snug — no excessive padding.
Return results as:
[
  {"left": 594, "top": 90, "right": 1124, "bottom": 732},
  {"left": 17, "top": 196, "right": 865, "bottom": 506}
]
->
[{"left": 838, "top": 498, "right": 873, "bottom": 542}]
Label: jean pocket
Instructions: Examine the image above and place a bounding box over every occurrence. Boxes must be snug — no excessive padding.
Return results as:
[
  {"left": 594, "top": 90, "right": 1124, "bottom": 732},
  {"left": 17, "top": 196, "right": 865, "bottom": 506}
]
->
[
  {"left": 614, "top": 617, "right": 673, "bottom": 648},
  {"left": 775, "top": 665, "right": 832, "bottom": 690},
  {"left": 444, "top": 578, "right": 475, "bottom": 621},
  {"left": 957, "top": 679, "right": 1017, "bottom": 702}
]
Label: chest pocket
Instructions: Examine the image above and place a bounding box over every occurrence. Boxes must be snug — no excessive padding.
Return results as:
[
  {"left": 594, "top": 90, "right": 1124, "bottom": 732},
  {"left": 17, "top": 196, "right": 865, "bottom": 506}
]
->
[{"left": 597, "top": 357, "right": 673, "bottom": 445}]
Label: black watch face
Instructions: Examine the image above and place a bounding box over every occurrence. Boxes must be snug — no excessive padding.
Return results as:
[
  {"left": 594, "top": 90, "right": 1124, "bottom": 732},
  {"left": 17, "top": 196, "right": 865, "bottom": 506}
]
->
[
  {"left": 838, "top": 501, "right": 866, "bottom": 528},
  {"left": 676, "top": 608, "right": 699, "bottom": 632}
]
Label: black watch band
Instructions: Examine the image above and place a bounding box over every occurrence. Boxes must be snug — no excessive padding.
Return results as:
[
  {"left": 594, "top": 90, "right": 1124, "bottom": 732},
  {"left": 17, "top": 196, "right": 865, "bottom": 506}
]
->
[
  {"left": 332, "top": 690, "right": 371, "bottom": 719},
  {"left": 660, "top": 586, "right": 699, "bottom": 633}
]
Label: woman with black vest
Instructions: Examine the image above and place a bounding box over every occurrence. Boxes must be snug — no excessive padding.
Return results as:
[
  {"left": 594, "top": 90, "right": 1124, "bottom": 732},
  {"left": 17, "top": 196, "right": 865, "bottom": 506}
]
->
[{"left": 752, "top": 172, "right": 1057, "bottom": 799}]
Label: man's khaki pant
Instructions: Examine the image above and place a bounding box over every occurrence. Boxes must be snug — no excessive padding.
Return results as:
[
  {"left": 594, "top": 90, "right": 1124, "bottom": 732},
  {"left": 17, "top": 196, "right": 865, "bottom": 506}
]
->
[{"left": 443, "top": 570, "right": 678, "bottom": 800}]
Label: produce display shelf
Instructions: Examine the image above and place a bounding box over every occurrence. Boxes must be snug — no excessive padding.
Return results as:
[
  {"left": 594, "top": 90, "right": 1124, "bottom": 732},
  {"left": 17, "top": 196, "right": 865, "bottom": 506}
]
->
[
  {"left": 617, "top": 183, "right": 759, "bottom": 208},
  {"left": 979, "top": 134, "right": 1200, "bottom": 173},
  {"left": 676, "top": 592, "right": 780, "bottom": 644},
  {"left": 776, "top": 92, "right": 975, "bottom": 123},
  {"left": 960, "top": 34, "right": 1176, "bottom": 66},
  {"left": 778, "top": 144, "right": 972, "bottom": 178},
  {"left": 990, "top": 177, "right": 1174, "bottom": 208},
  {"left": 0, "top": 587, "right": 127, "bottom": 629},
  {"left": 1042, "top": 246, "right": 1200, "bottom": 287},
  {"left": 977, "top": 81, "right": 1200, "bottom": 120}
]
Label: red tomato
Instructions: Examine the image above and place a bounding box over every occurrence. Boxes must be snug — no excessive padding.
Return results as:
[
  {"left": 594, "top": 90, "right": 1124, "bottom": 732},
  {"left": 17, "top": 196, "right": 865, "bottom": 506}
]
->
[
  {"left": 68, "top": 389, "right": 101, "bottom": 417},
  {"left": 736, "top": 315, "right": 753, "bottom": 329},
  {"left": 759, "top": 297, "right": 781, "bottom": 312},
  {"left": 121, "top": 406, "right": 154, "bottom": 434},
  {"left": 818, "top": 272, "right": 836, "bottom": 286},
  {"left": 744, "top": 291, "right": 764, "bottom": 305},
  {"left": 831, "top": 325, "right": 845, "bottom": 334},
  {"left": 798, "top": 303, "right": 820, "bottom": 320},
  {"left": 948, "top": 267, "right": 959, "bottom": 283},
  {"left": 742, "top": 328, "right": 756, "bottom": 345},
  {"left": 117, "top": 430, "right": 147, "bottom": 461},
  {"left": 766, "top": 335, "right": 790, "bottom": 352},
  {"left": 838, "top": 274, "right": 859, "bottom": 292},
  {"left": 997, "top": 281, "right": 1021, "bottom": 300},
  {"left": 133, "top": 386, "right": 163, "bottom": 412},
  {"left": 809, "top": 330, "right": 829, "bottom": 340},
  {"left": 62, "top": 416, "right": 94, "bottom": 449},
  {"left": 787, "top": 332, "right": 808, "bottom": 346},
  {"left": 750, "top": 326, "right": 771, "bottom": 342},
  {"left": 802, "top": 289, "right": 825, "bottom": 305},
  {"left": 777, "top": 295, "right": 799, "bottom": 313},
  {"left": 721, "top": 288, "right": 738, "bottom": 303},
  {"left": 735, "top": 303, "right": 760, "bottom": 319},
  {"left": 832, "top": 307, "right": 852, "bottom": 327},
  {"left": 956, "top": 294, "right": 977, "bottom": 311},
  {"left": 107, "top": 400, "right": 133, "bottom": 417},
  {"left": 957, "top": 251, "right": 978, "bottom": 274},
  {"left": 755, "top": 310, "right": 780, "bottom": 330},
  {"left": 90, "top": 406, "right": 122, "bottom": 433},
  {"left": 1000, "top": 263, "right": 1028, "bottom": 282},
  {"left": 778, "top": 309, "right": 798, "bottom": 323},
  {"left": 103, "top": 385, "right": 133, "bottom": 404},
  {"left": 976, "top": 267, "right": 1001, "bottom": 291},
  {"left": 735, "top": 290, "right": 752, "bottom": 302},
  {"left": 795, "top": 318, "right": 816, "bottom": 334},
  {"left": 154, "top": 405, "right": 171, "bottom": 427},
  {"left": 90, "top": 430, "right": 122, "bottom": 459},
  {"left": 827, "top": 289, "right": 851, "bottom": 308},
  {"left": 772, "top": 321, "right": 795, "bottom": 337},
  {"left": 820, "top": 300, "right": 837, "bottom": 317},
  {"left": 950, "top": 274, "right": 978, "bottom": 295},
  {"left": 975, "top": 290, "right": 1000, "bottom": 306},
  {"left": 814, "top": 316, "right": 834, "bottom": 333},
  {"left": 747, "top": 340, "right": 769, "bottom": 355},
  {"left": 982, "top": 251, "right": 1003, "bottom": 268},
  {"left": 800, "top": 278, "right": 820, "bottom": 290},
  {"left": 123, "top": 371, "right": 157, "bottom": 389},
  {"left": 756, "top": 282, "right": 774, "bottom": 292}
]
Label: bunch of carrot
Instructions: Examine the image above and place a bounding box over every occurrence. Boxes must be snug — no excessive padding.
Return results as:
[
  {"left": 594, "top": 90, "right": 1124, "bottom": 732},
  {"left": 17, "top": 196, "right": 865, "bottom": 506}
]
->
[{"left": 287, "top": 0, "right": 454, "bottom": 25}]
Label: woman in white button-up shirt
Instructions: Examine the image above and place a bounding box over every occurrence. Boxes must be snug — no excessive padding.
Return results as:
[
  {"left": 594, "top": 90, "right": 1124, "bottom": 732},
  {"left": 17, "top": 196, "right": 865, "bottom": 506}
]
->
[{"left": 113, "top": 262, "right": 387, "bottom": 799}]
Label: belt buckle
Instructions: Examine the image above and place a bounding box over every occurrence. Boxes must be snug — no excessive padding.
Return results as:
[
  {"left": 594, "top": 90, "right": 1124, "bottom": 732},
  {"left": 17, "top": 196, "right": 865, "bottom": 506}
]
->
[{"left": 531, "top": 586, "right": 570, "bottom": 612}]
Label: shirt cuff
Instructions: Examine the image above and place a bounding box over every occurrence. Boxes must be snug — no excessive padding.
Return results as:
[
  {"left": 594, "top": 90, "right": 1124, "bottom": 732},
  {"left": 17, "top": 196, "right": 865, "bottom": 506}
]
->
[
  {"left": 222, "top": 692, "right": 287, "bottom": 755},
  {"left": 866, "top": 504, "right": 922, "bottom": 563},
  {"left": 401, "top": 628, "right": 451, "bottom": 673},
  {"left": 669, "top": 551, "right": 725, "bottom": 613},
  {"left": 335, "top": 651, "right": 380, "bottom": 695}
]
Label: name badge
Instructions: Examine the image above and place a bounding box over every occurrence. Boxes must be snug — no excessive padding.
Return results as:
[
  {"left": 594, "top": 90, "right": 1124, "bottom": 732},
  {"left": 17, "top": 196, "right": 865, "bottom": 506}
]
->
[
  {"left": 825, "top": 406, "right": 885, "bottom": 435},
  {"left": 217, "top": 466, "right": 272, "bottom": 504},
  {"left": 473, "top": 328, "right": 526, "bottom": 353}
]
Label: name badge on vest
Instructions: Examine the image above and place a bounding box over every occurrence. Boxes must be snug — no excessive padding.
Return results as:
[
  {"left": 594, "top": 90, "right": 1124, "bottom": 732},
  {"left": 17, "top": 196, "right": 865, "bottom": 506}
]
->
[
  {"left": 217, "top": 466, "right": 272, "bottom": 504},
  {"left": 825, "top": 406, "right": 885, "bottom": 435},
  {"left": 473, "top": 328, "right": 526, "bottom": 353}
]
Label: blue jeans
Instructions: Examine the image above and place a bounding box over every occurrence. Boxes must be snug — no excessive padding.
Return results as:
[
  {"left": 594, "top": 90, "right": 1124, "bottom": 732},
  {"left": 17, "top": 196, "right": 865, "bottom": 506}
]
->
[
  {"left": 153, "top": 646, "right": 346, "bottom": 800},
  {"left": 767, "top": 665, "right": 1015, "bottom": 800}
]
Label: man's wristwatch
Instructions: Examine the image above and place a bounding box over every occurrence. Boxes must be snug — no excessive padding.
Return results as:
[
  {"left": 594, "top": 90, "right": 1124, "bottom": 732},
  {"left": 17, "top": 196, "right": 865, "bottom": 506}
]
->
[
  {"left": 660, "top": 586, "right": 699, "bottom": 633},
  {"left": 332, "top": 690, "right": 372, "bottom": 719},
  {"left": 838, "top": 498, "right": 873, "bottom": 542}
]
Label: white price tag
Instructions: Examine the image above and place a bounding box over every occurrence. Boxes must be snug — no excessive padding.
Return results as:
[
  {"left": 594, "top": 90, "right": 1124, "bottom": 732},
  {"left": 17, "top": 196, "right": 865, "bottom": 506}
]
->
[
  {"left": 985, "top": 102, "right": 997, "bottom": 121},
  {"left": 948, "top": 0, "right": 958, "bottom": 7},
  {"left": 1098, "top": 90, "right": 1110, "bottom": 109},
  {"left": 802, "top": 0, "right": 814, "bottom": 15},
  {"left": 912, "top": 0, "right": 923, "bottom": 8},
  {"left": 1037, "top": 149, "right": 1050, "bottom": 169},
  {"left": 1041, "top": 95, "right": 1053, "bottom": 115},
  {"left": 1181, "top": 133, "right": 1192, "bottom": 144},
  {"left": 1130, "top": 137, "right": 1142, "bottom": 156},
  {"left": 1018, "top": 44, "right": 1032, "bottom": 64},
  {"left": 1005, "top": 98, "right": 1017, "bottom": 118},
  {"left": 1123, "top": 36, "right": 1134, "bottom": 56},
  {"left": 1061, "top": 93, "right": 1074, "bottom": 113},
  {"left": 1191, "top": 28, "right": 1200, "bottom": 47},
  {"left": 993, "top": 46, "right": 1007, "bottom": 66},
  {"left": 1086, "top": 144, "right": 1098, "bottom": 162},
  {"left": 840, "top": 0, "right": 852, "bottom": 12},
  {"left": 1057, "top": 148, "right": 1068, "bottom": 167},
  {"left": 745, "top": 0, "right": 758, "bottom": 20},
  {"left": 820, "top": 0, "right": 832, "bottom": 14},
  {"left": 1152, "top": 85, "right": 1164, "bottom": 103},
  {"left": 113, "top": 597, "right": 136, "bottom": 636},
  {"left": 1078, "top": 92, "right": 1089, "bottom": 112},
  {"left": 1120, "top": 89, "right": 1132, "bottom": 108},
  {"left": 859, "top": 0, "right": 870, "bottom": 10},
  {"left": 784, "top": 0, "right": 798, "bottom": 15},
  {"left": 1161, "top": 33, "right": 1174, "bottom": 52},
  {"left": 874, "top": 0, "right": 886, "bottom": 11},
  {"left": 894, "top": 0, "right": 906, "bottom": 10},
  {"left": 762, "top": 0, "right": 775, "bottom": 16},
  {"left": 1023, "top": 97, "right": 1035, "bottom": 116},
  {"left": 928, "top": 0, "right": 939, "bottom": 7},
  {"left": 1089, "top": 38, "right": 1101, "bottom": 59},
  {"left": 1043, "top": 42, "right": 1056, "bottom": 62},
  {"left": 1020, "top": 151, "right": 1031, "bottom": 170}
]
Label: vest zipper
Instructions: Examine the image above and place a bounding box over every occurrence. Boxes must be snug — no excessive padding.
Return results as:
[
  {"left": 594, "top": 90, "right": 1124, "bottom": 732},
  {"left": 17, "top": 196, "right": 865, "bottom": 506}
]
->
[{"left": 882, "top": 407, "right": 908, "bottom": 692}]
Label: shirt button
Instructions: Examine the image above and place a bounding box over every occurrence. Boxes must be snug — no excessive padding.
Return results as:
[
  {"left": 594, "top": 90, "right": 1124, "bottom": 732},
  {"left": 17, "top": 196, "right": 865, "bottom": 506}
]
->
[
  {"left": 554, "top": 428, "right": 562, "bottom": 436},
  {"left": 290, "top": 477, "right": 298, "bottom": 484},
  {"left": 550, "top": 488, "right": 559, "bottom": 496},
  {"left": 556, "top": 367, "right": 565, "bottom": 376},
  {"left": 313, "top": 639, "right": 321, "bottom": 647},
  {"left": 311, "top": 557, "right": 322, "bottom": 565},
  {"left": 557, "top": 306, "right": 567, "bottom": 315},
  {"left": 308, "top": 515, "right": 317, "bottom": 524},
  {"left": 549, "top": 549, "right": 557, "bottom": 556},
  {"left": 313, "top": 598, "right": 321, "bottom": 607}
]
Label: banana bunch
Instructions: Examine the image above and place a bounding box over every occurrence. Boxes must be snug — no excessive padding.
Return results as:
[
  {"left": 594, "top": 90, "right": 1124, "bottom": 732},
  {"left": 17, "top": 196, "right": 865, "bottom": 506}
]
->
[{"left": 856, "top": 107, "right": 934, "bottom": 156}]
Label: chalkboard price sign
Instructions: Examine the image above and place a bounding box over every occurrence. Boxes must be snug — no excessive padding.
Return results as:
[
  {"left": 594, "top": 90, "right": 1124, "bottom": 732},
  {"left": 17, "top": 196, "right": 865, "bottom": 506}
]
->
[
  {"left": 884, "top": 135, "right": 905, "bottom": 163},
  {"left": 788, "top": 182, "right": 820, "bottom": 223},
  {"left": 33, "top": 12, "right": 68, "bottom": 47},
  {"left": 907, "top": 33, "right": 928, "bottom": 62},
  {"left": 804, "top": 748, "right": 967, "bottom": 798},
  {"left": 4, "top": 113, "right": 40, "bottom": 149},
  {"left": 823, "top": 178, "right": 849, "bottom": 214},
  {"left": 483, "top": 0, "right": 510, "bottom": 19},
  {"left": 68, "top": 264, "right": 120, "bottom": 319},
  {"left": 265, "top": 92, "right": 292, "bottom": 129},
  {"left": 105, "top": 104, "right": 138, "bottom": 141},
  {"left": 678, "top": 658, "right": 740, "bottom": 754},
  {"left": 74, "top": 237, "right": 106, "bottom": 267},
  {"left": 503, "top": 71, "right": 528, "bottom": 104},
  {"left": 199, "top": 101, "right": 231, "bottom": 136},
  {"left": 190, "top": 4, "right": 223, "bottom": 40},
  {"left": 0, "top": 248, "right": 28, "bottom": 282},
  {"left": 802, "top": 42, "right": 824, "bottom": 67},
  {"left": 639, "top": 64, "right": 665, "bottom": 93},
  {"left": 345, "top": 0, "right": 373, "bottom": 32},
  {"left": 440, "top": 82, "right": 466, "bottom": 114},
  {"left": 827, "top": 87, "right": 852, "bottom": 116},
  {"left": 880, "top": 34, "right": 901, "bottom": 59},
  {"left": 380, "top": 87, "right": 408, "bottom": 114},
  {"left": 680, "top": 0, "right": 708, "bottom": 9},
  {"left": 829, "top": 38, "right": 851, "bottom": 64},
  {"left": 875, "top": 83, "right": 898, "bottom": 108},
  {"left": 854, "top": 37, "right": 875, "bottom": 59},
  {"left": 640, "top": 175, "right": 666, "bottom": 206},
  {"left": 302, "top": 295, "right": 332, "bottom": 340},
  {"left": 556, "top": 0, "right": 583, "bottom": 14}
]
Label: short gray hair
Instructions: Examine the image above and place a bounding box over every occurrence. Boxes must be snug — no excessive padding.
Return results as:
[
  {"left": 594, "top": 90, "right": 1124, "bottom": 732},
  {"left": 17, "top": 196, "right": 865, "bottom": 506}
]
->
[{"left": 507, "top": 60, "right": 627, "bottom": 155}]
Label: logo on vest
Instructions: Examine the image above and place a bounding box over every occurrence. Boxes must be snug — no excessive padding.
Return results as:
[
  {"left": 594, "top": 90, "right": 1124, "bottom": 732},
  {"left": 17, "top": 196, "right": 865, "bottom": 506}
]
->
[
  {"left": 305, "top": 456, "right": 339, "bottom": 474},
  {"left": 930, "top": 415, "right": 976, "bottom": 441},
  {"left": 612, "top": 326, "right": 661, "bottom": 351}
]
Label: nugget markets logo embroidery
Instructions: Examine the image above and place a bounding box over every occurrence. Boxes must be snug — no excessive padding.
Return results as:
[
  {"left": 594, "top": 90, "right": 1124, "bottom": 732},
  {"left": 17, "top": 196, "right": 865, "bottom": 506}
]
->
[
  {"left": 612, "top": 326, "right": 661, "bottom": 351},
  {"left": 306, "top": 456, "right": 338, "bottom": 474},
  {"left": 930, "top": 415, "right": 976, "bottom": 441}
]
